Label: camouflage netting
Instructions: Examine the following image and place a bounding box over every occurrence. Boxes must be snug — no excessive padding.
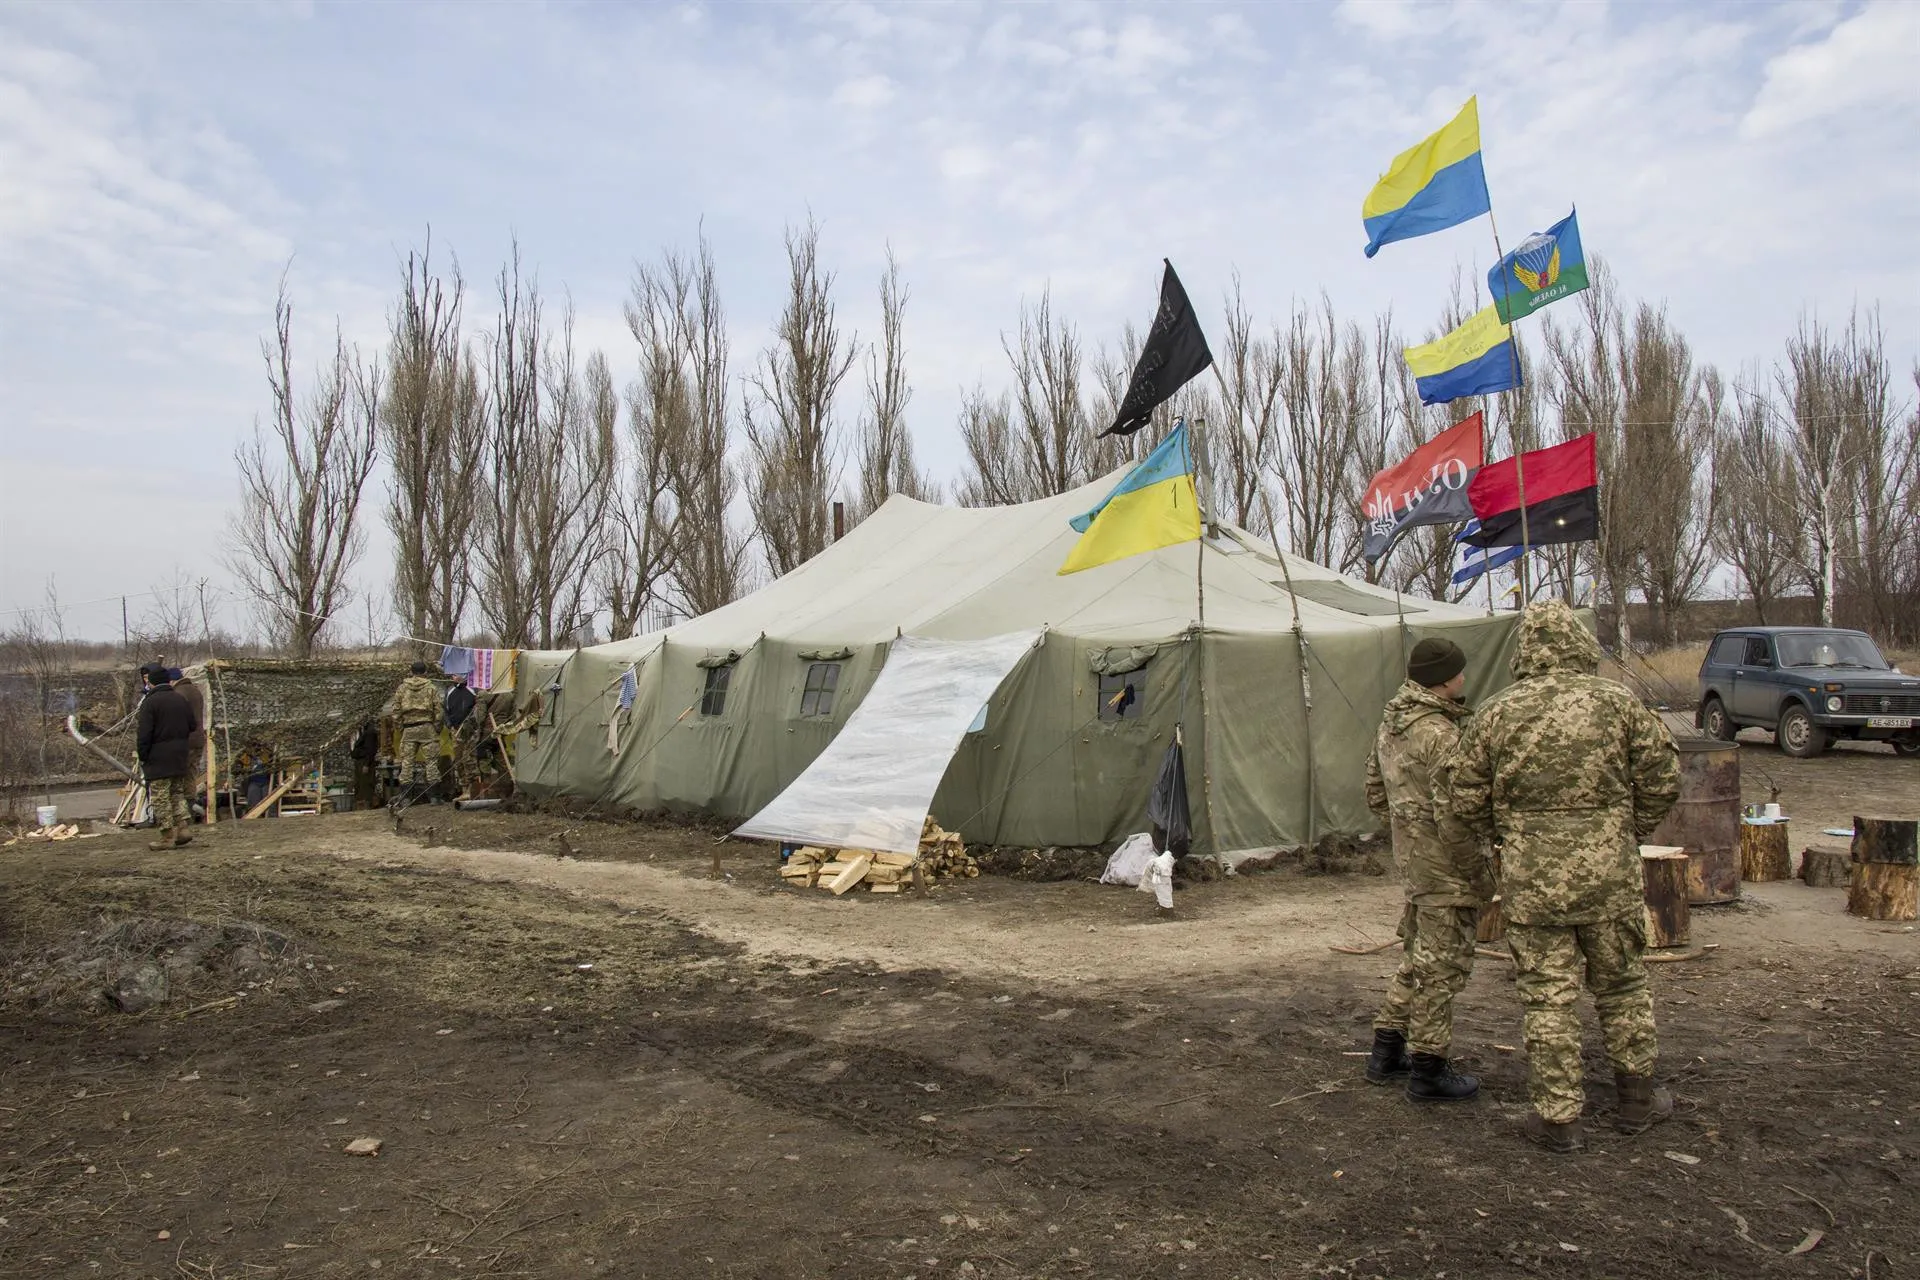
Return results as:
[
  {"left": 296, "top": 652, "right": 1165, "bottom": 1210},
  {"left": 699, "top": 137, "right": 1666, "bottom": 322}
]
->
[{"left": 190, "top": 659, "right": 411, "bottom": 772}]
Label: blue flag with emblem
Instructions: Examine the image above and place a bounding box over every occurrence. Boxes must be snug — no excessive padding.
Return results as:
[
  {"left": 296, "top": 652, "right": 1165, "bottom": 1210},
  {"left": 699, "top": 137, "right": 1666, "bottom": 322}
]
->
[
  {"left": 1452, "top": 521, "right": 1527, "bottom": 585},
  {"left": 1488, "top": 208, "right": 1589, "bottom": 323}
]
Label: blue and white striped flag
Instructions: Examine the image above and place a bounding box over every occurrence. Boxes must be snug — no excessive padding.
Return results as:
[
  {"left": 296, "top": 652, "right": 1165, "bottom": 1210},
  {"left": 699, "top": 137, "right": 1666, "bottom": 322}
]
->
[{"left": 1452, "top": 520, "right": 1525, "bottom": 585}]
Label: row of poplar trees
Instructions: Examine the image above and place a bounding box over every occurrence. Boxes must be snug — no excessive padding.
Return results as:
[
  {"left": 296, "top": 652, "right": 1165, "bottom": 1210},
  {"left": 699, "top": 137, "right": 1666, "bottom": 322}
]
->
[{"left": 229, "top": 231, "right": 1920, "bottom": 657}]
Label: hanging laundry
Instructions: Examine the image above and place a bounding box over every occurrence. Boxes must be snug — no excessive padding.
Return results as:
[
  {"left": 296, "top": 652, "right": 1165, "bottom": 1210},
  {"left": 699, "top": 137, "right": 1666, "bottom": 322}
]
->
[
  {"left": 440, "top": 646, "right": 476, "bottom": 678},
  {"left": 471, "top": 648, "right": 495, "bottom": 691},
  {"left": 618, "top": 666, "right": 638, "bottom": 711}
]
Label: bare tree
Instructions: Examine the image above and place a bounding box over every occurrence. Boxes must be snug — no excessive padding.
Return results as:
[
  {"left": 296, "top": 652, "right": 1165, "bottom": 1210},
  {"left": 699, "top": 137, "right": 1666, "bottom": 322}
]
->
[
  {"left": 954, "top": 384, "right": 1021, "bottom": 507},
  {"left": 1713, "top": 377, "right": 1800, "bottom": 623},
  {"left": 227, "top": 278, "right": 379, "bottom": 657},
  {"left": 1826, "top": 311, "right": 1919, "bottom": 642},
  {"left": 132, "top": 570, "right": 203, "bottom": 661},
  {"left": 745, "top": 218, "right": 858, "bottom": 576},
  {"left": 626, "top": 234, "right": 751, "bottom": 619},
  {"left": 1619, "top": 304, "right": 1717, "bottom": 644},
  {"left": 1004, "top": 288, "right": 1091, "bottom": 499},
  {"left": 605, "top": 252, "right": 692, "bottom": 638},
  {"left": 1208, "top": 274, "right": 1282, "bottom": 531},
  {"left": 471, "top": 249, "right": 617, "bottom": 648},
  {"left": 382, "top": 237, "right": 484, "bottom": 649},
  {"left": 1266, "top": 295, "right": 1373, "bottom": 570},
  {"left": 852, "top": 247, "right": 936, "bottom": 520}
]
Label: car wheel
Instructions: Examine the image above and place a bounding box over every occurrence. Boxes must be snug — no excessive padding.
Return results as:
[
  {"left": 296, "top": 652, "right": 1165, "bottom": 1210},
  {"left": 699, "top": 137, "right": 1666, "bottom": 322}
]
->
[
  {"left": 1700, "top": 696, "right": 1734, "bottom": 742},
  {"left": 1776, "top": 704, "right": 1829, "bottom": 759},
  {"left": 1894, "top": 736, "right": 1920, "bottom": 759}
]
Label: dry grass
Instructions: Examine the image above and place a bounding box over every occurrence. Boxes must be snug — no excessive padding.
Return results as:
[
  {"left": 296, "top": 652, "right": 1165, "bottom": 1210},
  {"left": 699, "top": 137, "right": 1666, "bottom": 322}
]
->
[{"left": 1603, "top": 644, "right": 1706, "bottom": 708}]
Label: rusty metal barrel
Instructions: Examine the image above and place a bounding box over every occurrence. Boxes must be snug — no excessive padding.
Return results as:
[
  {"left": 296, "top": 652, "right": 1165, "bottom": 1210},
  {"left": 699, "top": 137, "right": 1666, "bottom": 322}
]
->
[{"left": 1647, "top": 738, "right": 1742, "bottom": 904}]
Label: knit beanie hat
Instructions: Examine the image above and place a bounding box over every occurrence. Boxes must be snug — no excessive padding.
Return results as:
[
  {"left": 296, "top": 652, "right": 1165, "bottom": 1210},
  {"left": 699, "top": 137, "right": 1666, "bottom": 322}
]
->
[{"left": 1408, "top": 638, "right": 1467, "bottom": 687}]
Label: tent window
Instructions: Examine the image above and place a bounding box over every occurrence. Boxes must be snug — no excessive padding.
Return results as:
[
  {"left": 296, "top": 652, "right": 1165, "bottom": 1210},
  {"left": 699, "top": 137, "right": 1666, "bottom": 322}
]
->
[
  {"left": 800, "top": 662, "right": 840, "bottom": 717},
  {"left": 1098, "top": 670, "right": 1145, "bottom": 721},
  {"left": 701, "top": 665, "right": 731, "bottom": 717}
]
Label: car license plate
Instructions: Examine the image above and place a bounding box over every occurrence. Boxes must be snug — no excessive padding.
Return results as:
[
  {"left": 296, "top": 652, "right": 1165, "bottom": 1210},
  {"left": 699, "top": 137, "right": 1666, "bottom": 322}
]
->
[{"left": 1866, "top": 716, "right": 1913, "bottom": 729}]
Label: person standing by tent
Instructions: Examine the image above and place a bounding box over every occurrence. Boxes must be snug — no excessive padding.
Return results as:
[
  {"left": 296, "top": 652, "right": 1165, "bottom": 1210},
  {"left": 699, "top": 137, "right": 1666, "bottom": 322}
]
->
[
  {"left": 443, "top": 673, "right": 478, "bottom": 800},
  {"left": 385, "top": 661, "right": 443, "bottom": 799},
  {"left": 1362, "top": 637, "right": 1489, "bottom": 1103},
  {"left": 1439, "top": 601, "right": 1681, "bottom": 1153},
  {"left": 136, "top": 664, "right": 198, "bottom": 850}
]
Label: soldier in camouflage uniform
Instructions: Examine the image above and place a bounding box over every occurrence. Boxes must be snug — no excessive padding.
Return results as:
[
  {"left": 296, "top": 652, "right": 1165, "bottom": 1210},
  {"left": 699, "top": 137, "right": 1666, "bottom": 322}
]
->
[
  {"left": 1364, "top": 637, "right": 1492, "bottom": 1102},
  {"left": 384, "top": 661, "right": 443, "bottom": 800},
  {"left": 1439, "top": 601, "right": 1681, "bottom": 1152}
]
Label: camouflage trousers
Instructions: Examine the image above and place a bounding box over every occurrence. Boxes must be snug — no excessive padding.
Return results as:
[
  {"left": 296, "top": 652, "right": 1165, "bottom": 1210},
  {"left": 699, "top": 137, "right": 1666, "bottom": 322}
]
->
[
  {"left": 148, "top": 775, "right": 192, "bottom": 830},
  {"left": 397, "top": 725, "right": 442, "bottom": 788},
  {"left": 1507, "top": 913, "right": 1658, "bottom": 1124},
  {"left": 448, "top": 725, "right": 479, "bottom": 795},
  {"left": 1373, "top": 903, "right": 1479, "bottom": 1056}
]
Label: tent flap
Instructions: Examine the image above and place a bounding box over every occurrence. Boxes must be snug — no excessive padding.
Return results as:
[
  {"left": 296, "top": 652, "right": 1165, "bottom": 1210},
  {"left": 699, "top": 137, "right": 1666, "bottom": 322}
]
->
[{"left": 733, "top": 631, "right": 1041, "bottom": 853}]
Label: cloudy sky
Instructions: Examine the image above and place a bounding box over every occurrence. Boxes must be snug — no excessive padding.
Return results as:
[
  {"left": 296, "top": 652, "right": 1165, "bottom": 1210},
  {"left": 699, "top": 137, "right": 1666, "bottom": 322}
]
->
[{"left": 2, "top": 0, "right": 1915, "bottom": 641}]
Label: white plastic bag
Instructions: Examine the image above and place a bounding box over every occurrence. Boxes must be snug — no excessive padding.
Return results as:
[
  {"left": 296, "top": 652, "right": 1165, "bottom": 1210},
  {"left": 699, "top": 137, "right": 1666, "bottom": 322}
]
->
[
  {"left": 1100, "top": 833, "right": 1157, "bottom": 886},
  {"left": 1136, "top": 850, "right": 1175, "bottom": 909}
]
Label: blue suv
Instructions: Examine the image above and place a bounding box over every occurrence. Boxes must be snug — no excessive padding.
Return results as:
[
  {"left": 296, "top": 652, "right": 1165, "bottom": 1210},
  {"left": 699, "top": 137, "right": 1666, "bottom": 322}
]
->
[{"left": 1696, "top": 627, "right": 1920, "bottom": 758}]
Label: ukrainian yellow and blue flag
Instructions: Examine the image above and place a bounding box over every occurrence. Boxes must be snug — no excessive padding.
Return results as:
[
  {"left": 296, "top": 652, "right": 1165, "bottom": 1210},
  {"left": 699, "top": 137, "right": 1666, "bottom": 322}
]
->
[
  {"left": 1058, "top": 422, "right": 1201, "bottom": 575},
  {"left": 1362, "top": 97, "right": 1491, "bottom": 259},
  {"left": 1404, "top": 306, "right": 1520, "bottom": 405}
]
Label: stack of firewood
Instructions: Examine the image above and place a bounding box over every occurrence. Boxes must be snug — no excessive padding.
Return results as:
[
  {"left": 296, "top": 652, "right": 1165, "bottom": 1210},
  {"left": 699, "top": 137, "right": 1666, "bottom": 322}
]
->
[{"left": 777, "top": 816, "right": 979, "bottom": 896}]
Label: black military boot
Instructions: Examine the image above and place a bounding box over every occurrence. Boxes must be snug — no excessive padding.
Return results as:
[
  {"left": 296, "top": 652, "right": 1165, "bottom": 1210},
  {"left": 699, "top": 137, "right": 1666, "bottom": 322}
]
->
[
  {"left": 1364, "top": 1029, "right": 1411, "bottom": 1084},
  {"left": 1614, "top": 1072, "right": 1674, "bottom": 1134},
  {"left": 1523, "top": 1112, "right": 1586, "bottom": 1153},
  {"left": 1406, "top": 1051, "right": 1479, "bottom": 1102}
]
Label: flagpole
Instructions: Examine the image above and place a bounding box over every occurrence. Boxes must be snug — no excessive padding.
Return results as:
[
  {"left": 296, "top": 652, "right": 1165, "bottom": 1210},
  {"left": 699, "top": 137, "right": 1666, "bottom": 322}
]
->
[
  {"left": 1484, "top": 203, "right": 1534, "bottom": 603},
  {"left": 1185, "top": 417, "right": 1215, "bottom": 859}
]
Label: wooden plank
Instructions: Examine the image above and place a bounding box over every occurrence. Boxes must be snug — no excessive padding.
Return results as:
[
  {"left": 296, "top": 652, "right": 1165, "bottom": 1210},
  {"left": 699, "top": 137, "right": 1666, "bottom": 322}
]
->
[
  {"left": 873, "top": 852, "right": 918, "bottom": 868},
  {"left": 869, "top": 882, "right": 902, "bottom": 894},
  {"left": 243, "top": 774, "right": 300, "bottom": 820},
  {"left": 825, "top": 855, "right": 872, "bottom": 896}
]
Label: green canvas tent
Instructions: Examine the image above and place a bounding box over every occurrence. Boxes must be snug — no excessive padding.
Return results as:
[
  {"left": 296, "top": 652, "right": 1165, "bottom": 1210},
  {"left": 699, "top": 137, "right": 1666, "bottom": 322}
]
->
[{"left": 508, "top": 475, "right": 1522, "bottom": 853}]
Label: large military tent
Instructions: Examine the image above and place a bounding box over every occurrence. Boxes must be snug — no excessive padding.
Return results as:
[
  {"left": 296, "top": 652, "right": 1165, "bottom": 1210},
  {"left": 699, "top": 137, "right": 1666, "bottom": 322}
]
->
[{"left": 508, "top": 476, "right": 1522, "bottom": 854}]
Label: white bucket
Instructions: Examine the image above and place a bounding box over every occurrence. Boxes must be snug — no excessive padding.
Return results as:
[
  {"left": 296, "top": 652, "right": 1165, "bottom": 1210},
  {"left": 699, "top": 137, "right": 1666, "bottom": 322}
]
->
[{"left": 35, "top": 804, "right": 57, "bottom": 827}]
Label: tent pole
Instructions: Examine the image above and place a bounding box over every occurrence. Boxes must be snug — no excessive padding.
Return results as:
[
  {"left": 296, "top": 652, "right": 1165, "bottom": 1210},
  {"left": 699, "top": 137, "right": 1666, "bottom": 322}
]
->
[{"left": 1253, "top": 483, "right": 1318, "bottom": 858}]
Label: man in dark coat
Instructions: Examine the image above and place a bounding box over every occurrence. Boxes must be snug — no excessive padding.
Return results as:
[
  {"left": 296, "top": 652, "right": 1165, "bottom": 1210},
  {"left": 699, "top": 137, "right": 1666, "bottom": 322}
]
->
[{"left": 136, "top": 664, "right": 199, "bottom": 850}]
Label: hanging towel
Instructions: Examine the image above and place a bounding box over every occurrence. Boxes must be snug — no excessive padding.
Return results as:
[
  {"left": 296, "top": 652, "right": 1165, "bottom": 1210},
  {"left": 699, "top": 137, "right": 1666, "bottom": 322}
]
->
[
  {"left": 471, "top": 649, "right": 495, "bottom": 691},
  {"left": 618, "top": 666, "right": 638, "bottom": 710},
  {"left": 440, "top": 646, "right": 476, "bottom": 678}
]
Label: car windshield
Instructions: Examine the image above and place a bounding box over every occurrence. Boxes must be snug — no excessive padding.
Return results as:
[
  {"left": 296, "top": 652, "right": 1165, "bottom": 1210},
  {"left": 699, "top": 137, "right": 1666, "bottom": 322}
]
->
[{"left": 1774, "top": 632, "right": 1889, "bottom": 669}]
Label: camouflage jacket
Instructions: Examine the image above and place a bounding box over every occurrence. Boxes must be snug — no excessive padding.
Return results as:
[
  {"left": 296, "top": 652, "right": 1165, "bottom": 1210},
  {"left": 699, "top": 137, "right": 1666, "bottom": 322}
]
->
[
  {"left": 1438, "top": 602, "right": 1680, "bottom": 926},
  {"left": 1365, "top": 679, "right": 1491, "bottom": 907},
  {"left": 387, "top": 675, "right": 441, "bottom": 728}
]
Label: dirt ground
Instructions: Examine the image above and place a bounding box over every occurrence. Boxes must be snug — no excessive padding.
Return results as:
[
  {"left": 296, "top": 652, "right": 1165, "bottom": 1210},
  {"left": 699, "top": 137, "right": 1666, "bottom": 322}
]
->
[{"left": 2, "top": 743, "right": 1916, "bottom": 1280}]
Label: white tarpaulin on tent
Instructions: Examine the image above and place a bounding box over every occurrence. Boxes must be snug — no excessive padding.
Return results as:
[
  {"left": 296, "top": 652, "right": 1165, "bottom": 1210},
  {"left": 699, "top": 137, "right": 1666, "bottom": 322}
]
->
[{"left": 733, "top": 630, "right": 1042, "bottom": 853}]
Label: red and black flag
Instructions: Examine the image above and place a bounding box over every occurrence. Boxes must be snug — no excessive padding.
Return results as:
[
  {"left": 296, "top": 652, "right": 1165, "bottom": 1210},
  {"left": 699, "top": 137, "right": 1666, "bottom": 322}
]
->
[
  {"left": 1360, "top": 411, "right": 1484, "bottom": 564},
  {"left": 1462, "top": 433, "right": 1597, "bottom": 547},
  {"left": 1100, "top": 260, "right": 1213, "bottom": 438}
]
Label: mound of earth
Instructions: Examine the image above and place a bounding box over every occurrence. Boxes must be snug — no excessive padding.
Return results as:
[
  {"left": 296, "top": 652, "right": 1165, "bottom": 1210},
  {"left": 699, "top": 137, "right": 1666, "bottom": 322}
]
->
[{"left": 3, "top": 914, "right": 315, "bottom": 1016}]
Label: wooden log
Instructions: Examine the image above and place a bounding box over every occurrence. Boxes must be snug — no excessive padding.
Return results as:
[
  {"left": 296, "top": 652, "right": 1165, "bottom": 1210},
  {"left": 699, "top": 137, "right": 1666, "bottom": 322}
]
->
[
  {"left": 825, "top": 855, "right": 872, "bottom": 896},
  {"left": 1799, "top": 848, "right": 1850, "bottom": 888},
  {"left": 1641, "top": 849, "right": 1692, "bottom": 949},
  {"left": 1847, "top": 817, "right": 1919, "bottom": 922},
  {"left": 1848, "top": 862, "right": 1918, "bottom": 921},
  {"left": 1739, "top": 820, "right": 1792, "bottom": 881}
]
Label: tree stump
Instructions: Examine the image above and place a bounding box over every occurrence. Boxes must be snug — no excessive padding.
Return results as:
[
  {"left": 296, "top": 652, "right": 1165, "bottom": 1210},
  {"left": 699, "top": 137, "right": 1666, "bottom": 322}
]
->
[
  {"left": 1799, "top": 848, "right": 1850, "bottom": 888},
  {"left": 1641, "top": 848, "right": 1691, "bottom": 949},
  {"left": 1739, "top": 820, "right": 1792, "bottom": 881},
  {"left": 1847, "top": 817, "right": 1918, "bottom": 922}
]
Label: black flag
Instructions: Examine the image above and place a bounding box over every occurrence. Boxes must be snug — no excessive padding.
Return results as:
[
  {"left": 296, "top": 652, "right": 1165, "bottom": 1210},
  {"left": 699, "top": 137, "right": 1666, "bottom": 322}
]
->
[
  {"left": 1101, "top": 260, "right": 1214, "bottom": 438},
  {"left": 1146, "top": 737, "right": 1192, "bottom": 859}
]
